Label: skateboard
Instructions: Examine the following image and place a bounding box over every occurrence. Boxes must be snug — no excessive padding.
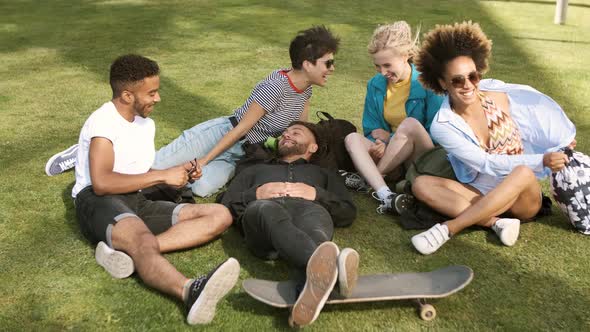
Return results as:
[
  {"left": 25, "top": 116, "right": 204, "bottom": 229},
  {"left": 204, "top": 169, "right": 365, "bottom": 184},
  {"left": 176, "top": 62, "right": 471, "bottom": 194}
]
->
[{"left": 243, "top": 265, "right": 473, "bottom": 321}]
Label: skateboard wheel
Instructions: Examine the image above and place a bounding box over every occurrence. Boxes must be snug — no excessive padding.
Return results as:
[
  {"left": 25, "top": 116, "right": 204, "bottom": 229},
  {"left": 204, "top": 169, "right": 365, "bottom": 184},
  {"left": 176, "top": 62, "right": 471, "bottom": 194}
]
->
[{"left": 419, "top": 304, "right": 436, "bottom": 321}]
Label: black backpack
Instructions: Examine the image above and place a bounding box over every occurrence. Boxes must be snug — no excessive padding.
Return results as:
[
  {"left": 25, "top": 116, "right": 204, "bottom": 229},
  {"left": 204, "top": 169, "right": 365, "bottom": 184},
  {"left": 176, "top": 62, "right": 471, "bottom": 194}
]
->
[{"left": 314, "top": 111, "right": 357, "bottom": 171}]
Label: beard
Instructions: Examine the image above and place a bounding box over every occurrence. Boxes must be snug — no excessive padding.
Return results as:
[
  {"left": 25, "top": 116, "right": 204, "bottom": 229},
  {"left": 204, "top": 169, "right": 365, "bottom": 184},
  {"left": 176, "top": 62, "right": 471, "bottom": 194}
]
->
[
  {"left": 133, "top": 99, "right": 153, "bottom": 118},
  {"left": 278, "top": 140, "right": 307, "bottom": 157}
]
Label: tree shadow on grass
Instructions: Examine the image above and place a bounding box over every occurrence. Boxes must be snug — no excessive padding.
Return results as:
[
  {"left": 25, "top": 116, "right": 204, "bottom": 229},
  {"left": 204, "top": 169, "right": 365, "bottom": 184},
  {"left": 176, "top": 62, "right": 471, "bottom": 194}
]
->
[
  {"left": 3, "top": 0, "right": 589, "bottom": 329},
  {"left": 3, "top": 0, "right": 587, "bottom": 171}
]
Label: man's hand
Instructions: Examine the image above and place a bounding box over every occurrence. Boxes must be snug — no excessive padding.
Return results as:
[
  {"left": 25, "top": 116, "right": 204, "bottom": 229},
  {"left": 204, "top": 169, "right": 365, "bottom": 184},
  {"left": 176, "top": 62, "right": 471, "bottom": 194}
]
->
[
  {"left": 163, "top": 165, "right": 190, "bottom": 187},
  {"left": 369, "top": 139, "right": 386, "bottom": 161},
  {"left": 256, "top": 182, "right": 288, "bottom": 199},
  {"left": 256, "top": 182, "right": 317, "bottom": 200},
  {"left": 285, "top": 182, "right": 316, "bottom": 200},
  {"left": 184, "top": 159, "right": 202, "bottom": 183},
  {"left": 543, "top": 152, "right": 569, "bottom": 173},
  {"left": 371, "top": 129, "right": 390, "bottom": 143}
]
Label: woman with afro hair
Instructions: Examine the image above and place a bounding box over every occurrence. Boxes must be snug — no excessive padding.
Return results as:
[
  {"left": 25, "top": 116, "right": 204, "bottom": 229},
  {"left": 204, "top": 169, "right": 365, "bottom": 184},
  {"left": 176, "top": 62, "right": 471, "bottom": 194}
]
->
[{"left": 410, "top": 21, "right": 576, "bottom": 254}]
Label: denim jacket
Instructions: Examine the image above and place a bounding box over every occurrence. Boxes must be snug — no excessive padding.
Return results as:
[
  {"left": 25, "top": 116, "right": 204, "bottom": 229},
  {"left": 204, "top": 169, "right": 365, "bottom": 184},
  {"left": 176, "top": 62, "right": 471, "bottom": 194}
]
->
[
  {"left": 431, "top": 79, "right": 576, "bottom": 184},
  {"left": 362, "top": 64, "right": 443, "bottom": 141}
]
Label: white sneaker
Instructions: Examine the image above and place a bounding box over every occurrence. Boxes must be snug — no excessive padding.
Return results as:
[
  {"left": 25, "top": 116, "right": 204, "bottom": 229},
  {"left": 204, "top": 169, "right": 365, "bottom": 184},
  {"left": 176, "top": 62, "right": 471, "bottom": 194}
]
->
[
  {"left": 95, "top": 241, "right": 134, "bottom": 279},
  {"left": 491, "top": 218, "right": 520, "bottom": 246},
  {"left": 411, "top": 223, "right": 450, "bottom": 255},
  {"left": 337, "top": 248, "right": 359, "bottom": 298}
]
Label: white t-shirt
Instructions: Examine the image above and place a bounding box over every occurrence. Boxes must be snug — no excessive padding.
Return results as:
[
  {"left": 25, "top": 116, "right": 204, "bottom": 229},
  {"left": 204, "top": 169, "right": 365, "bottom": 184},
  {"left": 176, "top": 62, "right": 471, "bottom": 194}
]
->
[{"left": 72, "top": 101, "right": 156, "bottom": 197}]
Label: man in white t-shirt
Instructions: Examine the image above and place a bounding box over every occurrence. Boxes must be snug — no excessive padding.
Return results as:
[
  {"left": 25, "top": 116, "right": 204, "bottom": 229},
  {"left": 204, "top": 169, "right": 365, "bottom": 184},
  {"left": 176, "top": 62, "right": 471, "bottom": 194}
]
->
[{"left": 73, "top": 54, "right": 239, "bottom": 325}]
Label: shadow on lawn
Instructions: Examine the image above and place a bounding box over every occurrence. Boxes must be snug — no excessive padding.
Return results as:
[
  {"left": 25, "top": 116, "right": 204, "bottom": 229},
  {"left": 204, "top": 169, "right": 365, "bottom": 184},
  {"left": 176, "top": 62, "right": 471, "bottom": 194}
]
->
[
  {"left": 222, "top": 233, "right": 590, "bottom": 330},
  {"left": 4, "top": 0, "right": 588, "bottom": 329},
  {"left": 3, "top": 0, "right": 587, "bottom": 164}
]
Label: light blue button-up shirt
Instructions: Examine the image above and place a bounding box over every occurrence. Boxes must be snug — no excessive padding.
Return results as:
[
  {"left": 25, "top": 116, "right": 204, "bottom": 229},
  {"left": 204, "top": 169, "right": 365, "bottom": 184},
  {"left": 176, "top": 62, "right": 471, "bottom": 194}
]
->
[{"left": 431, "top": 79, "right": 576, "bottom": 184}]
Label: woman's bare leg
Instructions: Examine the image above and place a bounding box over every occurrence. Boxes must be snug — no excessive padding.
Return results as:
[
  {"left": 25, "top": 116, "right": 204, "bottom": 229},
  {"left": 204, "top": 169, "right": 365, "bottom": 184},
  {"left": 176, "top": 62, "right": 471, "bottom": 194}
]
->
[
  {"left": 344, "top": 132, "right": 387, "bottom": 191},
  {"left": 443, "top": 166, "right": 541, "bottom": 235},
  {"left": 377, "top": 118, "right": 434, "bottom": 175}
]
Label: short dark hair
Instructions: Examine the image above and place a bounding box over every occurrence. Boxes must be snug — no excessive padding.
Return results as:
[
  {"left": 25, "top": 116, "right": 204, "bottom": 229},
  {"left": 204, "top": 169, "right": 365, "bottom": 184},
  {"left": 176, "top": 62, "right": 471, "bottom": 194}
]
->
[
  {"left": 288, "top": 121, "right": 321, "bottom": 146},
  {"left": 415, "top": 21, "right": 492, "bottom": 95},
  {"left": 289, "top": 26, "right": 340, "bottom": 70},
  {"left": 109, "top": 54, "right": 160, "bottom": 97}
]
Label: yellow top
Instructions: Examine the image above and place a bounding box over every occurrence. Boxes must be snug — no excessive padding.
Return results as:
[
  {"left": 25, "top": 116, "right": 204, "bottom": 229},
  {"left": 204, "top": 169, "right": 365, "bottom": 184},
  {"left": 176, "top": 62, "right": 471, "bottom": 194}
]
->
[{"left": 383, "top": 71, "right": 411, "bottom": 130}]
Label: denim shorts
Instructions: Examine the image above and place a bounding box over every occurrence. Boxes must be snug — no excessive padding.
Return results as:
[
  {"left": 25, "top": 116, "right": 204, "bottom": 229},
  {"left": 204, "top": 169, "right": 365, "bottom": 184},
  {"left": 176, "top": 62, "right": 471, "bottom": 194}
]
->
[{"left": 75, "top": 186, "right": 186, "bottom": 247}]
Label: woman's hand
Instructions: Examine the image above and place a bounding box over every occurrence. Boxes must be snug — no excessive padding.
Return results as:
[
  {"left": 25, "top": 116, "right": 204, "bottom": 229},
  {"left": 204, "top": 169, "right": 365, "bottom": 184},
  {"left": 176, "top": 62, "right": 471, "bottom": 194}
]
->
[
  {"left": 369, "top": 139, "right": 386, "bottom": 161},
  {"left": 568, "top": 139, "right": 577, "bottom": 150},
  {"left": 543, "top": 152, "right": 569, "bottom": 172},
  {"left": 371, "top": 129, "right": 391, "bottom": 143}
]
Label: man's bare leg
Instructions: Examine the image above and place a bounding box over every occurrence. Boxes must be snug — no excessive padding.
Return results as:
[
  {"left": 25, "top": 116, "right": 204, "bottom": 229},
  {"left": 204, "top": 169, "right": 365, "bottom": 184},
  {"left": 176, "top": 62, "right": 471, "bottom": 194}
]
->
[{"left": 157, "top": 203, "right": 232, "bottom": 253}]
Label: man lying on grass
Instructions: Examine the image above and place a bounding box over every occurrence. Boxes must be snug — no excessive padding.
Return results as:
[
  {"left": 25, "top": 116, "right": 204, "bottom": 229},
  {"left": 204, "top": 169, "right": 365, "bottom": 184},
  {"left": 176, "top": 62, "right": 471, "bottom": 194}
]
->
[
  {"left": 72, "top": 54, "right": 239, "bottom": 325},
  {"left": 220, "top": 122, "right": 359, "bottom": 327}
]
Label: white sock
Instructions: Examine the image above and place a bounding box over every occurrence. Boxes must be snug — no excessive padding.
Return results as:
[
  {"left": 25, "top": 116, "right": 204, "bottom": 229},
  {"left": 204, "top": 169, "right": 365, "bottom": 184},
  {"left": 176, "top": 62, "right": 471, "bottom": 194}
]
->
[{"left": 376, "top": 186, "right": 394, "bottom": 201}]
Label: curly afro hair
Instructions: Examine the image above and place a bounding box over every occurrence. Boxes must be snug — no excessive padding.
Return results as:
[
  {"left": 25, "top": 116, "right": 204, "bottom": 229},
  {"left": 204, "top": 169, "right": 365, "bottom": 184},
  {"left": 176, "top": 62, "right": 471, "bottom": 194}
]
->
[
  {"left": 415, "top": 21, "right": 492, "bottom": 95},
  {"left": 109, "top": 54, "right": 160, "bottom": 98},
  {"left": 289, "top": 25, "right": 340, "bottom": 70}
]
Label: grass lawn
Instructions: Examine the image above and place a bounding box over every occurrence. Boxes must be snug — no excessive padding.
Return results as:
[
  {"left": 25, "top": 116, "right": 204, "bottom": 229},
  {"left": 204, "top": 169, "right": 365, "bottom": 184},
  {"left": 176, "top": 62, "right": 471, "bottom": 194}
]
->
[{"left": 1, "top": 0, "right": 589, "bottom": 330}]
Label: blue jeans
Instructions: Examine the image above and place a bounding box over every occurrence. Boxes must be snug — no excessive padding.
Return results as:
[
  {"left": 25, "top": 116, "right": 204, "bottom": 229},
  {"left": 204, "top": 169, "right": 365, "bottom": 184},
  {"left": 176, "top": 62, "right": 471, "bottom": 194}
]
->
[{"left": 152, "top": 116, "right": 246, "bottom": 197}]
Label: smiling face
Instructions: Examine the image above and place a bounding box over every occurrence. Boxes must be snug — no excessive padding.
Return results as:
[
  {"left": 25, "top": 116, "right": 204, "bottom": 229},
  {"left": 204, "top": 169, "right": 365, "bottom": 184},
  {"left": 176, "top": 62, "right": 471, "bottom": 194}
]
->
[
  {"left": 278, "top": 124, "right": 318, "bottom": 159},
  {"left": 438, "top": 56, "right": 481, "bottom": 108},
  {"left": 304, "top": 52, "right": 335, "bottom": 87},
  {"left": 372, "top": 49, "right": 410, "bottom": 83},
  {"left": 128, "top": 75, "right": 161, "bottom": 118}
]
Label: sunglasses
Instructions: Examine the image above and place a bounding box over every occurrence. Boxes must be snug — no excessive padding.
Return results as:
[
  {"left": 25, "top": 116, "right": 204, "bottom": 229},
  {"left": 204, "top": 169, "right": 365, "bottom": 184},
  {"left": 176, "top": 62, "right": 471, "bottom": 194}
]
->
[
  {"left": 449, "top": 71, "right": 481, "bottom": 88},
  {"left": 321, "top": 59, "right": 335, "bottom": 69}
]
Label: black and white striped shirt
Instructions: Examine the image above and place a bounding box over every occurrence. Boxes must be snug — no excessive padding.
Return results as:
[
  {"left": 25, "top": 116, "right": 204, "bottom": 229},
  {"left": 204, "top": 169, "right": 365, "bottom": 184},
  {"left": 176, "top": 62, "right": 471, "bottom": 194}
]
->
[{"left": 233, "top": 69, "right": 313, "bottom": 143}]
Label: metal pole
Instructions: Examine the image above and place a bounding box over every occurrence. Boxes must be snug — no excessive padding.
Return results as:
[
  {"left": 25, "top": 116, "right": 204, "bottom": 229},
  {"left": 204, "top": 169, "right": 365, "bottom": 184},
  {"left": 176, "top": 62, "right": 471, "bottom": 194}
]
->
[{"left": 554, "top": 0, "right": 569, "bottom": 25}]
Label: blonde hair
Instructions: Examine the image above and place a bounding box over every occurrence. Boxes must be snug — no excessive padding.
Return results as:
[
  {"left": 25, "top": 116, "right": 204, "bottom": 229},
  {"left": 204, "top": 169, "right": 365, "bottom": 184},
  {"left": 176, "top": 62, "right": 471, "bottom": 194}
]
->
[{"left": 367, "top": 21, "right": 420, "bottom": 60}]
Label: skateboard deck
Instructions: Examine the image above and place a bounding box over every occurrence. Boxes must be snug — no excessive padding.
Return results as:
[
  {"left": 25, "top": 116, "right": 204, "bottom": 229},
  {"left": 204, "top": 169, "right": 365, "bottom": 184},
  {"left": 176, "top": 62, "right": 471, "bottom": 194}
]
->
[{"left": 243, "top": 265, "right": 473, "bottom": 320}]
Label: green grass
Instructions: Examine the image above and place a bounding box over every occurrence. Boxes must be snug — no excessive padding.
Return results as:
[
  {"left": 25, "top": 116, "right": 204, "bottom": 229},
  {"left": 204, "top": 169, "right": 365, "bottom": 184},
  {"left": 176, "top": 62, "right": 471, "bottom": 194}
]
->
[{"left": 1, "top": 0, "right": 589, "bottom": 330}]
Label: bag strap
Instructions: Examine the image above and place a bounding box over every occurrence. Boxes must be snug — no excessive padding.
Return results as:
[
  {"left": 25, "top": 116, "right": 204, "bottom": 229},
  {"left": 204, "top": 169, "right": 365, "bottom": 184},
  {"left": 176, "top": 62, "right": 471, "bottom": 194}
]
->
[{"left": 316, "top": 111, "right": 334, "bottom": 121}]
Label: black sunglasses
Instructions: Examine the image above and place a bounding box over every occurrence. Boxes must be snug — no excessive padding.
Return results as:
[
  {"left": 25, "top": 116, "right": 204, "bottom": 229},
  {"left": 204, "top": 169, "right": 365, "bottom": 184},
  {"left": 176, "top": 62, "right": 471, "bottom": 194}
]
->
[
  {"left": 321, "top": 59, "right": 335, "bottom": 69},
  {"left": 449, "top": 71, "right": 481, "bottom": 88}
]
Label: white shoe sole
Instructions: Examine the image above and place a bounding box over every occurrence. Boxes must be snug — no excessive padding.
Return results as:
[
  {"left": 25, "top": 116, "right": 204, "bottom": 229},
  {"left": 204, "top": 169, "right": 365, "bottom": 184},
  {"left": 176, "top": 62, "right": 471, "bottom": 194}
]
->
[
  {"left": 187, "top": 258, "right": 240, "bottom": 325},
  {"left": 290, "top": 242, "right": 339, "bottom": 327},
  {"left": 338, "top": 248, "right": 359, "bottom": 298},
  {"left": 95, "top": 241, "right": 134, "bottom": 279}
]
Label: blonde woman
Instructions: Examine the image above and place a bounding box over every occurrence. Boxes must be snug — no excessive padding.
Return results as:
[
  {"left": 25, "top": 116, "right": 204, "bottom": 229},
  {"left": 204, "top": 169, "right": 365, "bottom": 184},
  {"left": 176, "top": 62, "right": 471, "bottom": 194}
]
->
[{"left": 344, "top": 21, "right": 443, "bottom": 214}]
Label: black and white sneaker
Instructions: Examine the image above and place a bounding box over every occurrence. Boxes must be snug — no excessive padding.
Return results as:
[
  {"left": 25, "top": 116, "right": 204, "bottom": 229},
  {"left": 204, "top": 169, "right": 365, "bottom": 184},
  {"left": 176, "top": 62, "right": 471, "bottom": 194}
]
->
[
  {"left": 185, "top": 258, "right": 240, "bottom": 325},
  {"left": 338, "top": 170, "right": 371, "bottom": 193},
  {"left": 45, "top": 144, "right": 78, "bottom": 176},
  {"left": 372, "top": 192, "right": 398, "bottom": 215}
]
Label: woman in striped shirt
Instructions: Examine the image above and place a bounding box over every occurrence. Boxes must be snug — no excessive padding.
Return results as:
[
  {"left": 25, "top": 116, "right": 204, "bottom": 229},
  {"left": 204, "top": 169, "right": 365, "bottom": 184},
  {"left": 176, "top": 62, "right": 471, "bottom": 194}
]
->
[{"left": 152, "top": 26, "right": 340, "bottom": 197}]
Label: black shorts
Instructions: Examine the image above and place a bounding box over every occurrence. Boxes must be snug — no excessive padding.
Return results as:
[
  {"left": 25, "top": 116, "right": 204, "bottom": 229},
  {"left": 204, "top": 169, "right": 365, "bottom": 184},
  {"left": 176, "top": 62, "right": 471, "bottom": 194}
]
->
[{"left": 75, "top": 186, "right": 186, "bottom": 247}]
